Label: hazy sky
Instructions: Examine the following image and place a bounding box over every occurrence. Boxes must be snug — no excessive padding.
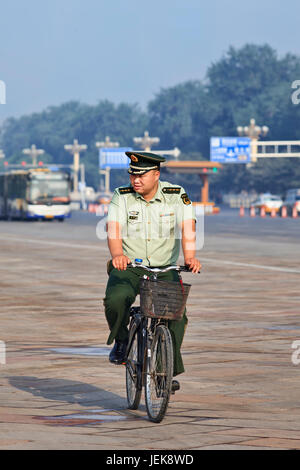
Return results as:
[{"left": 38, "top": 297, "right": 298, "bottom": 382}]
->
[{"left": 1, "top": 0, "right": 300, "bottom": 119}]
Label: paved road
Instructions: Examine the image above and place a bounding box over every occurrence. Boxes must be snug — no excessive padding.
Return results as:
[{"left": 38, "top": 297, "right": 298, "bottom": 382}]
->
[{"left": 1, "top": 209, "right": 300, "bottom": 450}]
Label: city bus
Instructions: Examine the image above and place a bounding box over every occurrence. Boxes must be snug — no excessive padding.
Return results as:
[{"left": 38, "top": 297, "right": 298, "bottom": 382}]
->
[{"left": 0, "top": 168, "right": 71, "bottom": 221}]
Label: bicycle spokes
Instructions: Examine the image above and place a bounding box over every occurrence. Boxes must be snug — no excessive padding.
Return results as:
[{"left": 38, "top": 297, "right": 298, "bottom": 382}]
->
[
  {"left": 126, "top": 329, "right": 142, "bottom": 410},
  {"left": 145, "top": 325, "right": 173, "bottom": 422}
]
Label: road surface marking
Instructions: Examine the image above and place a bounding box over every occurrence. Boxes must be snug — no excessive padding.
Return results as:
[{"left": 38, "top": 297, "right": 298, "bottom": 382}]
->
[{"left": 1, "top": 234, "right": 300, "bottom": 274}]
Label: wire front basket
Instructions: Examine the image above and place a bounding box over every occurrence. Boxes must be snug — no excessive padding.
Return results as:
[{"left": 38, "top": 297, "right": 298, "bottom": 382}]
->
[{"left": 139, "top": 278, "right": 191, "bottom": 321}]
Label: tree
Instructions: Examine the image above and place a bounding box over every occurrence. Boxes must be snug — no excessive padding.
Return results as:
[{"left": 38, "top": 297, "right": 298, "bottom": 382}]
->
[
  {"left": 147, "top": 81, "right": 210, "bottom": 155},
  {"left": 2, "top": 43, "right": 300, "bottom": 195},
  {"left": 205, "top": 44, "right": 300, "bottom": 194},
  {"left": 0, "top": 100, "right": 148, "bottom": 188}
]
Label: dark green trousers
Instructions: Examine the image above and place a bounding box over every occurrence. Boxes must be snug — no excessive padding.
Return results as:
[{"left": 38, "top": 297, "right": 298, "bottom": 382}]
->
[{"left": 103, "top": 261, "right": 188, "bottom": 376}]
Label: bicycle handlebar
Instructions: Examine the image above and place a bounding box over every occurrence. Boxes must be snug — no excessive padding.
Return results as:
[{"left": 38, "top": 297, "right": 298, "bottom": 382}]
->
[{"left": 128, "top": 262, "right": 200, "bottom": 274}]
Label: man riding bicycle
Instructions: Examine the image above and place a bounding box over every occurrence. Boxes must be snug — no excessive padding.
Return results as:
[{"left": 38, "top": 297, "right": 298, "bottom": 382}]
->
[{"left": 104, "top": 151, "right": 201, "bottom": 393}]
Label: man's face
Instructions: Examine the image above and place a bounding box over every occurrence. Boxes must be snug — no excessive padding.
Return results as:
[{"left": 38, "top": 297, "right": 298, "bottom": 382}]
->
[{"left": 129, "top": 170, "right": 160, "bottom": 196}]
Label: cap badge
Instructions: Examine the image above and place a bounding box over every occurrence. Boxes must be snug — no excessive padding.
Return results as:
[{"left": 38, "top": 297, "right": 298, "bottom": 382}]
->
[{"left": 130, "top": 154, "right": 138, "bottom": 162}]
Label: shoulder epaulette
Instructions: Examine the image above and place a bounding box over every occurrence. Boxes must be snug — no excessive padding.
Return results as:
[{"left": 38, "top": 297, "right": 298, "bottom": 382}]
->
[
  {"left": 162, "top": 187, "right": 181, "bottom": 194},
  {"left": 119, "top": 186, "right": 135, "bottom": 194},
  {"left": 181, "top": 192, "right": 191, "bottom": 205}
]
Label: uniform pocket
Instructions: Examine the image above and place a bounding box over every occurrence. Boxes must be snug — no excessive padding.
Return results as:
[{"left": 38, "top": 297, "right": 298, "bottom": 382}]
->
[
  {"left": 127, "top": 216, "right": 142, "bottom": 238},
  {"left": 159, "top": 212, "right": 175, "bottom": 238}
]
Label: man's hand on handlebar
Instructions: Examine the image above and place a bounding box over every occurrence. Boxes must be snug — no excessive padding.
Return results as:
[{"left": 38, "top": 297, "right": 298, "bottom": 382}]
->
[
  {"left": 112, "top": 255, "right": 131, "bottom": 271},
  {"left": 184, "top": 257, "right": 202, "bottom": 274}
]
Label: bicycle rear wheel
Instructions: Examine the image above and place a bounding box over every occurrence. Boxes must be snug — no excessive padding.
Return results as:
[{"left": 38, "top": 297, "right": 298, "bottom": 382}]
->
[
  {"left": 145, "top": 324, "right": 173, "bottom": 423},
  {"left": 126, "top": 325, "right": 142, "bottom": 410}
]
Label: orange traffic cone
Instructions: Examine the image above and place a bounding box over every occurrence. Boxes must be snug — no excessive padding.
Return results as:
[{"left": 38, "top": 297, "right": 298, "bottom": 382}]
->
[
  {"left": 292, "top": 205, "right": 298, "bottom": 218},
  {"left": 270, "top": 207, "right": 277, "bottom": 218},
  {"left": 250, "top": 206, "right": 256, "bottom": 217},
  {"left": 239, "top": 206, "right": 245, "bottom": 217},
  {"left": 260, "top": 207, "right": 266, "bottom": 218},
  {"left": 89, "top": 204, "right": 96, "bottom": 213},
  {"left": 281, "top": 206, "right": 287, "bottom": 218}
]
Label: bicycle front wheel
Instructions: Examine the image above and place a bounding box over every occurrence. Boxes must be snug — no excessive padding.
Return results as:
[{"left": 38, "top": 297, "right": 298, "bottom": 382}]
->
[
  {"left": 145, "top": 324, "right": 173, "bottom": 423},
  {"left": 126, "top": 326, "right": 142, "bottom": 410}
]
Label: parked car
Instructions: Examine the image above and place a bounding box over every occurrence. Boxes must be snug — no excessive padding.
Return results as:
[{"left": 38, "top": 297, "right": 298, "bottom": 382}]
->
[
  {"left": 252, "top": 193, "right": 283, "bottom": 213},
  {"left": 284, "top": 188, "right": 300, "bottom": 215}
]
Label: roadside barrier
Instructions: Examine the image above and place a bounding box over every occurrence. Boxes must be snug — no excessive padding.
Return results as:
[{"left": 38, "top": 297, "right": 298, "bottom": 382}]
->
[
  {"left": 96, "top": 205, "right": 108, "bottom": 216},
  {"left": 238, "top": 205, "right": 298, "bottom": 219},
  {"left": 88, "top": 203, "right": 109, "bottom": 216}
]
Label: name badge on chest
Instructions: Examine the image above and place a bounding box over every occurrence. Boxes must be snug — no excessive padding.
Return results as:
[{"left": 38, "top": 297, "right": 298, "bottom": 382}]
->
[{"left": 128, "top": 210, "right": 139, "bottom": 220}]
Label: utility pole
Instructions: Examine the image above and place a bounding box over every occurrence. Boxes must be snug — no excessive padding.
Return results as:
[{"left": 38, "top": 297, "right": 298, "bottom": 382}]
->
[
  {"left": 237, "top": 118, "right": 269, "bottom": 163},
  {"left": 96, "top": 136, "right": 119, "bottom": 193},
  {"left": 22, "top": 144, "right": 45, "bottom": 166},
  {"left": 64, "top": 139, "right": 87, "bottom": 192}
]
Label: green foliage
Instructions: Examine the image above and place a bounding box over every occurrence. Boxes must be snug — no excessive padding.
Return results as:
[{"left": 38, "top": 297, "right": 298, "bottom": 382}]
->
[
  {"left": 0, "top": 100, "right": 148, "bottom": 188},
  {"left": 148, "top": 81, "right": 210, "bottom": 153},
  {"left": 1, "top": 43, "right": 300, "bottom": 195}
]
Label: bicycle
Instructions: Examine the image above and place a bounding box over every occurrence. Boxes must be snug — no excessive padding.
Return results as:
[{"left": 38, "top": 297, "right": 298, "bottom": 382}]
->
[{"left": 125, "top": 260, "right": 196, "bottom": 423}]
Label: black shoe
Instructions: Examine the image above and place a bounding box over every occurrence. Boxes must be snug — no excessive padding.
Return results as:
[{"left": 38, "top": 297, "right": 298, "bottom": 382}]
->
[
  {"left": 109, "top": 339, "right": 128, "bottom": 365},
  {"left": 171, "top": 380, "right": 180, "bottom": 394}
]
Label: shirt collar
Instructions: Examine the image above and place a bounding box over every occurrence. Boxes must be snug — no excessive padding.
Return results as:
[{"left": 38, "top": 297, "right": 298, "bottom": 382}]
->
[{"left": 134, "top": 180, "right": 163, "bottom": 203}]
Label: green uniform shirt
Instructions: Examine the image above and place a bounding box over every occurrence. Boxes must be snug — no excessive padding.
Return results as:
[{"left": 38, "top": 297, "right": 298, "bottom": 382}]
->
[{"left": 107, "top": 180, "right": 196, "bottom": 267}]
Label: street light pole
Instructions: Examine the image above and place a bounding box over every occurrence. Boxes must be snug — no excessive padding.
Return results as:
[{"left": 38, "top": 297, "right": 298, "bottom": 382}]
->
[
  {"left": 96, "top": 136, "right": 119, "bottom": 193},
  {"left": 237, "top": 118, "right": 269, "bottom": 163},
  {"left": 133, "top": 131, "right": 180, "bottom": 160},
  {"left": 22, "top": 144, "right": 45, "bottom": 166},
  {"left": 0, "top": 149, "right": 4, "bottom": 169},
  {"left": 133, "top": 131, "right": 160, "bottom": 152},
  {"left": 96, "top": 136, "right": 120, "bottom": 150},
  {"left": 64, "top": 139, "right": 87, "bottom": 192}
]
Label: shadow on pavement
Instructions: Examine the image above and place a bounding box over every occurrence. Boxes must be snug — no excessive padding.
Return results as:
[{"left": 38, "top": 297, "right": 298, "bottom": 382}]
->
[{"left": 9, "top": 375, "right": 127, "bottom": 410}]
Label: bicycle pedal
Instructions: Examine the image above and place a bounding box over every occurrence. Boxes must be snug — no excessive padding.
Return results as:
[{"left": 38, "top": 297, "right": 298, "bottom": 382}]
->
[{"left": 171, "top": 380, "right": 180, "bottom": 394}]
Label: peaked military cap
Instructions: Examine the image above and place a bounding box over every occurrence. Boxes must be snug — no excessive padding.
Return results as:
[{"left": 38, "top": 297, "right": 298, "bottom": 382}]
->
[{"left": 125, "top": 151, "right": 166, "bottom": 175}]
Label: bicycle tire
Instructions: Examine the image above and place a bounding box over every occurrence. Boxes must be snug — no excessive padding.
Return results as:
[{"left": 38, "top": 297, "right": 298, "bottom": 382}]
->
[
  {"left": 145, "top": 324, "right": 173, "bottom": 423},
  {"left": 126, "top": 323, "right": 142, "bottom": 410}
]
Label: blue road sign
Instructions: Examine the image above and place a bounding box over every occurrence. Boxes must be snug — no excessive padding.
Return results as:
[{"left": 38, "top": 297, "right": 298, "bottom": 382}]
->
[
  {"left": 99, "top": 147, "right": 132, "bottom": 169},
  {"left": 48, "top": 165, "right": 60, "bottom": 171},
  {"left": 210, "top": 137, "right": 251, "bottom": 163}
]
